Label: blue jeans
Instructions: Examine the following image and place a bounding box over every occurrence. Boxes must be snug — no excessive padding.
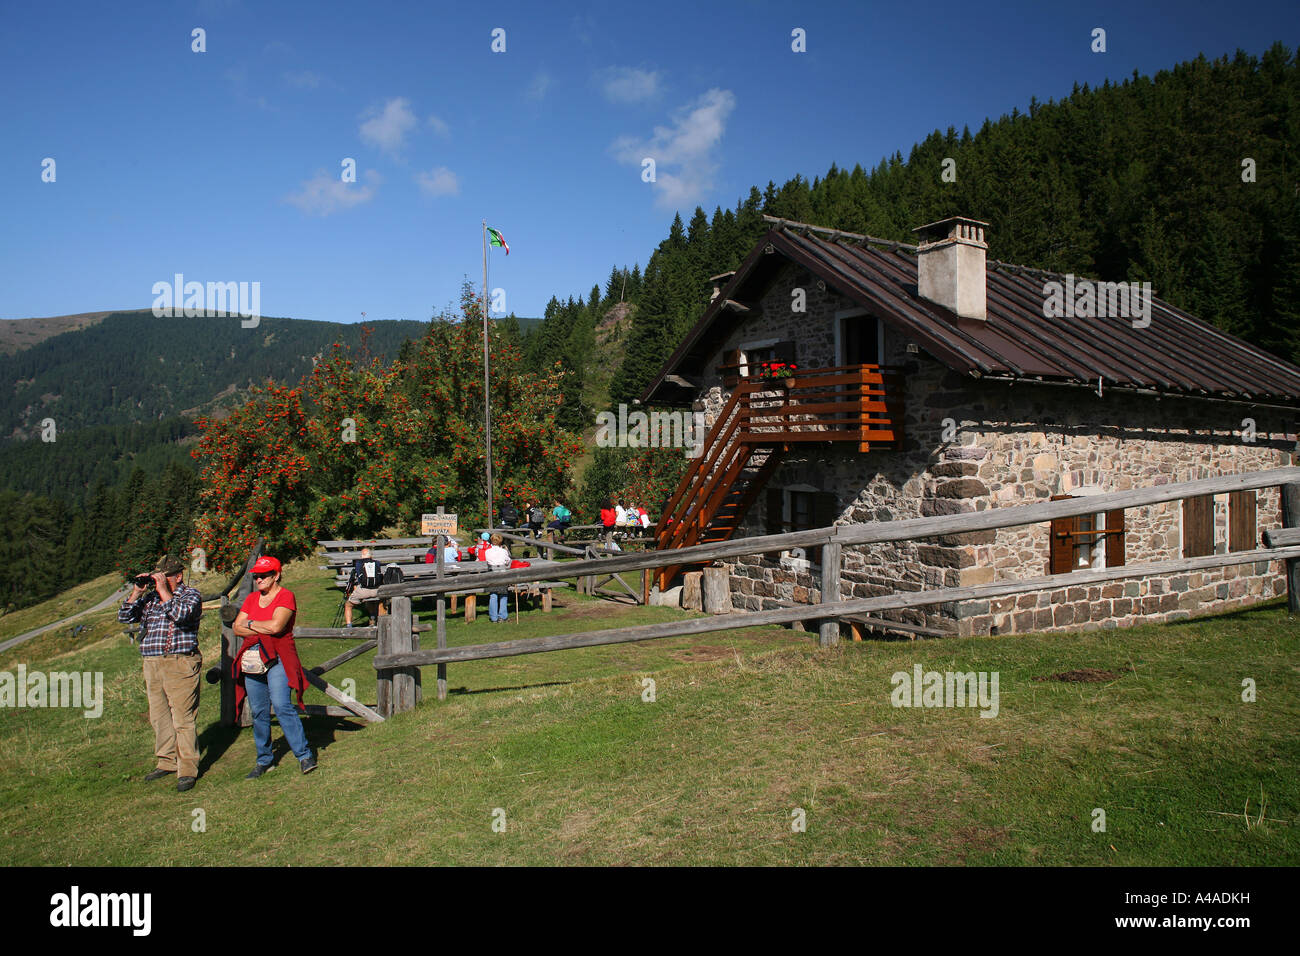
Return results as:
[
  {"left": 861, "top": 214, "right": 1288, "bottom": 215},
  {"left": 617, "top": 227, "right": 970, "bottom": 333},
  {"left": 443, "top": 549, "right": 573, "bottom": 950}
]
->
[
  {"left": 244, "top": 661, "right": 312, "bottom": 766},
  {"left": 489, "top": 592, "right": 509, "bottom": 622}
]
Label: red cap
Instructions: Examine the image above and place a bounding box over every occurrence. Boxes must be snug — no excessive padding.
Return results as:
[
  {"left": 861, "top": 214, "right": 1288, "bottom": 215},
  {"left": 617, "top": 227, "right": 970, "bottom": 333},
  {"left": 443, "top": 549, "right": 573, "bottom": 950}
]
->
[{"left": 251, "top": 556, "right": 281, "bottom": 574}]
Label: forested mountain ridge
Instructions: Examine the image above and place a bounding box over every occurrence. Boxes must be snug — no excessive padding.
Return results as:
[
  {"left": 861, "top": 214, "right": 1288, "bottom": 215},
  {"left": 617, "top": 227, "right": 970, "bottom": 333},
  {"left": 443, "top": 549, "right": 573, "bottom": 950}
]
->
[{"left": 0, "top": 310, "right": 430, "bottom": 437}]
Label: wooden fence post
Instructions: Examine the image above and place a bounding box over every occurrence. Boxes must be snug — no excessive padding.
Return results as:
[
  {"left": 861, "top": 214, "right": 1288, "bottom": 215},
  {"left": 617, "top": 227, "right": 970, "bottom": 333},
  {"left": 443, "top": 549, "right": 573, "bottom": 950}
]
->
[
  {"left": 221, "top": 538, "right": 262, "bottom": 727},
  {"left": 1282, "top": 483, "right": 1300, "bottom": 614},
  {"left": 819, "top": 540, "right": 842, "bottom": 647},
  {"left": 219, "top": 596, "right": 238, "bottom": 726},
  {"left": 702, "top": 566, "right": 732, "bottom": 614},
  {"left": 390, "top": 596, "right": 415, "bottom": 713},
  {"left": 376, "top": 612, "right": 393, "bottom": 718}
]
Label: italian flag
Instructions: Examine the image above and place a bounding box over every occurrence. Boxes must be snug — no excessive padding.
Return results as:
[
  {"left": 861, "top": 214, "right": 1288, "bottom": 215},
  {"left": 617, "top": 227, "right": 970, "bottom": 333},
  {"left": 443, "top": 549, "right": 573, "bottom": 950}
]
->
[{"left": 487, "top": 227, "right": 509, "bottom": 255}]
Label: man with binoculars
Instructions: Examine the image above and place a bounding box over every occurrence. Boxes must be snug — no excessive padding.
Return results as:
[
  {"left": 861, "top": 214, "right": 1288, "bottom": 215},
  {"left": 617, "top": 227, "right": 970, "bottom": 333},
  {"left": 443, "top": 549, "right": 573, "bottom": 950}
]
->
[{"left": 117, "top": 555, "right": 204, "bottom": 792}]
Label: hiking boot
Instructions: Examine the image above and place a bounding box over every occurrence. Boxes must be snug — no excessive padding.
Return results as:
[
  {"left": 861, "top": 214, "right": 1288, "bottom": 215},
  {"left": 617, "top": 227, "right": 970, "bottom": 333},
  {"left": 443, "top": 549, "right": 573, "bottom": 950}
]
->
[
  {"left": 177, "top": 776, "right": 196, "bottom": 792},
  {"left": 143, "top": 768, "right": 175, "bottom": 782},
  {"left": 300, "top": 754, "right": 317, "bottom": 774},
  {"left": 245, "top": 763, "right": 273, "bottom": 779}
]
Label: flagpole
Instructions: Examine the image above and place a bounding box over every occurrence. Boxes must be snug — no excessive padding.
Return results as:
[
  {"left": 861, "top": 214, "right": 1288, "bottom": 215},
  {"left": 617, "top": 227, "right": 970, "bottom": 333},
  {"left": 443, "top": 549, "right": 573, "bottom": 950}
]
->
[{"left": 482, "top": 219, "right": 494, "bottom": 532}]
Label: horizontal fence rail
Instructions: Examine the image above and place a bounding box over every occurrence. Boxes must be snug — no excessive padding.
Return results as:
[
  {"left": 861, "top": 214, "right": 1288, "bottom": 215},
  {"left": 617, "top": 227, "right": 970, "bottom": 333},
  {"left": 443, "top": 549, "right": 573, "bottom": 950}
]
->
[
  {"left": 377, "top": 465, "right": 1300, "bottom": 599},
  {"left": 373, "top": 544, "right": 1300, "bottom": 669}
]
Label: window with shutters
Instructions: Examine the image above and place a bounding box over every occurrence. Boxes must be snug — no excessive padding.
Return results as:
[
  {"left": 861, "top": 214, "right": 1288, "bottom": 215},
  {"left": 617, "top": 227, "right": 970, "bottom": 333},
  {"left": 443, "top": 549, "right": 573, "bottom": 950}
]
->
[
  {"left": 726, "top": 339, "right": 796, "bottom": 378},
  {"left": 1180, "top": 491, "right": 1255, "bottom": 556},
  {"left": 1050, "top": 492, "right": 1126, "bottom": 574}
]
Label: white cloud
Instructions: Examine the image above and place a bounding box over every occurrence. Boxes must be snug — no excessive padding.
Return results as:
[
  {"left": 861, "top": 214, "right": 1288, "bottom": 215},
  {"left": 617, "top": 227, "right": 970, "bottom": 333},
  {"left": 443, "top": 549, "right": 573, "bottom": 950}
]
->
[
  {"left": 285, "top": 70, "right": 322, "bottom": 89},
  {"left": 526, "top": 70, "right": 551, "bottom": 101},
  {"left": 359, "top": 97, "right": 418, "bottom": 155},
  {"left": 427, "top": 113, "right": 450, "bottom": 136},
  {"left": 610, "top": 88, "right": 735, "bottom": 209},
  {"left": 284, "top": 170, "right": 377, "bottom": 216},
  {"left": 415, "top": 166, "right": 460, "bottom": 197},
  {"left": 598, "top": 67, "right": 661, "bottom": 104}
]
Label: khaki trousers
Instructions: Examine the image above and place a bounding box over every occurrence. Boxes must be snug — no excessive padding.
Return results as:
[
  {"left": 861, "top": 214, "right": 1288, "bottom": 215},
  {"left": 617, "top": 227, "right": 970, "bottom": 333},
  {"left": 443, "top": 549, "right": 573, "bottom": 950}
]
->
[{"left": 143, "top": 653, "right": 202, "bottom": 778}]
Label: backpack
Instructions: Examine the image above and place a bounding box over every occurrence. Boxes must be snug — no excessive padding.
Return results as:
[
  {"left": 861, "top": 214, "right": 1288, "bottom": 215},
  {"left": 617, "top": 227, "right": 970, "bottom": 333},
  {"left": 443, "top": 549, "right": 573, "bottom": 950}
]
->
[
  {"left": 500, "top": 502, "right": 519, "bottom": 523},
  {"left": 354, "top": 559, "right": 380, "bottom": 589},
  {"left": 382, "top": 564, "right": 404, "bottom": 586},
  {"left": 529, "top": 507, "right": 545, "bottom": 524}
]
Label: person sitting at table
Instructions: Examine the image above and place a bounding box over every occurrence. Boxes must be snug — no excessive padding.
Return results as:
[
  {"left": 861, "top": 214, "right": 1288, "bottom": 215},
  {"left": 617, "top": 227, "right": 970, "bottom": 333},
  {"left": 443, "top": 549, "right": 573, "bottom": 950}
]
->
[
  {"left": 423, "top": 538, "right": 460, "bottom": 564},
  {"left": 600, "top": 499, "right": 617, "bottom": 546},
  {"left": 547, "top": 500, "right": 572, "bottom": 540}
]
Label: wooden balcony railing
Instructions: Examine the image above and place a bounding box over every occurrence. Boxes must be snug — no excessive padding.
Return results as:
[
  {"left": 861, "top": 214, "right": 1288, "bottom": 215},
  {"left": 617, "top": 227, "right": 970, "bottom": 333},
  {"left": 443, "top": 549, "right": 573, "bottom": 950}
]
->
[
  {"left": 724, "top": 363, "right": 905, "bottom": 452},
  {"left": 652, "top": 364, "right": 904, "bottom": 587}
]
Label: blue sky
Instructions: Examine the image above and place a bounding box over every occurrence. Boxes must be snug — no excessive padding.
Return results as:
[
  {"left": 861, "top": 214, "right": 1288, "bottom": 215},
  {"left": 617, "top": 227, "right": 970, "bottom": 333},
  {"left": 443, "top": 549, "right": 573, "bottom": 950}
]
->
[{"left": 1, "top": 0, "right": 1295, "bottom": 324}]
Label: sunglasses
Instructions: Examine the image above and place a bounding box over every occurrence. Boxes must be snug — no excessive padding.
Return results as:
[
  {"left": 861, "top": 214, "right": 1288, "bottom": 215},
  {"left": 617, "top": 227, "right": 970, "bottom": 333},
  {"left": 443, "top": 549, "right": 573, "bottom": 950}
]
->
[{"left": 251, "top": 572, "right": 275, "bottom": 580}]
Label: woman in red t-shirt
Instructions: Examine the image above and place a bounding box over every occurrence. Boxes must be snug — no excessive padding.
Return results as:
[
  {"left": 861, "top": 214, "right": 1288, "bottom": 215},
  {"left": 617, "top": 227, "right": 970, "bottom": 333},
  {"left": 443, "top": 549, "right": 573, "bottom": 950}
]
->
[{"left": 233, "top": 556, "right": 316, "bottom": 777}]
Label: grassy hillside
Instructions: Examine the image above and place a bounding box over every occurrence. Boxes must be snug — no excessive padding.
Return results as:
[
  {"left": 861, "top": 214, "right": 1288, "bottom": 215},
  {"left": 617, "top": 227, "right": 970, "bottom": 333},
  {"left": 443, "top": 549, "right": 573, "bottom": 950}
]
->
[{"left": 1, "top": 560, "right": 1296, "bottom": 866}]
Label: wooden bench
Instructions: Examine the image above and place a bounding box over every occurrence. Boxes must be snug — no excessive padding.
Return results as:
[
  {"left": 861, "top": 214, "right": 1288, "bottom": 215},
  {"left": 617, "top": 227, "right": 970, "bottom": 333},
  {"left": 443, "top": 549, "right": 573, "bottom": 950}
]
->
[{"left": 444, "top": 580, "right": 573, "bottom": 621}]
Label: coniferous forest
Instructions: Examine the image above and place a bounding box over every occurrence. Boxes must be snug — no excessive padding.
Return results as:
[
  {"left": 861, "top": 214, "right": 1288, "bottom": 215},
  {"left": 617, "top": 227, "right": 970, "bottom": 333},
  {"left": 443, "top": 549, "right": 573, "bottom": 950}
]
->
[{"left": 2, "top": 46, "right": 1297, "bottom": 612}]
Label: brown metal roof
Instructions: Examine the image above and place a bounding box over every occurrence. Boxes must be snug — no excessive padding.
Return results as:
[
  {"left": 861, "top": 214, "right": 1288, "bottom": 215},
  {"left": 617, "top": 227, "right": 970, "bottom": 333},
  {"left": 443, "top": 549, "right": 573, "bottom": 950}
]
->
[{"left": 643, "top": 225, "right": 1300, "bottom": 407}]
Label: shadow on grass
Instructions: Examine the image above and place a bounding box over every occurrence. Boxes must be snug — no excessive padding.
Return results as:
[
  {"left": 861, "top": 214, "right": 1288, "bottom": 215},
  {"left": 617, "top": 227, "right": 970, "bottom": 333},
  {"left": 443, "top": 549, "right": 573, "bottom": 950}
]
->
[
  {"left": 447, "top": 680, "right": 573, "bottom": 696},
  {"left": 197, "top": 715, "right": 366, "bottom": 776}
]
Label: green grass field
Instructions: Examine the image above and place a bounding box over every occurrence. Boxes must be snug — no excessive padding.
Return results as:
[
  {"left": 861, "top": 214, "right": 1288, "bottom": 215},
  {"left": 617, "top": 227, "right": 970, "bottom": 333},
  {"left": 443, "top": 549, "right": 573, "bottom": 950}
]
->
[{"left": 1, "top": 559, "right": 1296, "bottom": 865}]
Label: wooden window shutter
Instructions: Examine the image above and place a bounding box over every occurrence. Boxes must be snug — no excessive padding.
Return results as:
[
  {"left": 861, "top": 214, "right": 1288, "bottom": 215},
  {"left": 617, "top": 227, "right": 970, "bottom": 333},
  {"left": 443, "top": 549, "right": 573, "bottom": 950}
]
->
[
  {"left": 1182, "top": 494, "right": 1214, "bottom": 557},
  {"left": 1228, "top": 490, "right": 1257, "bottom": 552},
  {"left": 722, "top": 349, "right": 741, "bottom": 389},
  {"left": 1105, "top": 509, "right": 1125, "bottom": 567},
  {"left": 765, "top": 487, "right": 784, "bottom": 535},
  {"left": 1049, "top": 494, "right": 1077, "bottom": 575}
]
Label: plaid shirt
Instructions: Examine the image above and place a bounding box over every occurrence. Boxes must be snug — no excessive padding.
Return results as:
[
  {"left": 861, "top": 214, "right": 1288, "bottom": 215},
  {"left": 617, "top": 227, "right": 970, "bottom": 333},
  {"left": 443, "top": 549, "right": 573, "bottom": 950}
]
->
[{"left": 118, "top": 583, "right": 203, "bottom": 656}]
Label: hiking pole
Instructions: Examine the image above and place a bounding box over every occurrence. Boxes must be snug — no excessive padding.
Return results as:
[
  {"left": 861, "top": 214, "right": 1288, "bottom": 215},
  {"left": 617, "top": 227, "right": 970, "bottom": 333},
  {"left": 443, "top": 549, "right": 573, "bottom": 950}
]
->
[{"left": 331, "top": 594, "right": 346, "bottom": 629}]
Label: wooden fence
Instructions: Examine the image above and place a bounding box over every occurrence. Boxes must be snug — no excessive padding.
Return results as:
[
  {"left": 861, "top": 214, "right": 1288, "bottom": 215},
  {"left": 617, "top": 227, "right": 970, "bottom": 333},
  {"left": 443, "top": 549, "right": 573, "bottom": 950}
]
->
[{"left": 364, "top": 465, "right": 1300, "bottom": 715}]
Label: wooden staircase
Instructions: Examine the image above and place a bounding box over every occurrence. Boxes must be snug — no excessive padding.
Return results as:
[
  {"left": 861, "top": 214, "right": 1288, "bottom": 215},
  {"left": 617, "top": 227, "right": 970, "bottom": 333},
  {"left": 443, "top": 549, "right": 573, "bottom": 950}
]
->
[{"left": 653, "top": 364, "right": 904, "bottom": 589}]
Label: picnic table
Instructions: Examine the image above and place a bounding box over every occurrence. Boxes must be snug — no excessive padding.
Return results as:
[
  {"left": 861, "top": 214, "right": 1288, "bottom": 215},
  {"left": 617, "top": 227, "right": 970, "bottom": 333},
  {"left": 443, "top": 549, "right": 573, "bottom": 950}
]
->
[{"left": 318, "top": 536, "right": 573, "bottom": 619}]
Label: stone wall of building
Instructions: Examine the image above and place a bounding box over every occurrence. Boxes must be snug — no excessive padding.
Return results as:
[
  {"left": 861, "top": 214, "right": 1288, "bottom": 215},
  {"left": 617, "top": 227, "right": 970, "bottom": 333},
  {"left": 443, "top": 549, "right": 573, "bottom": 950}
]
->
[
  {"left": 701, "top": 275, "right": 1297, "bottom": 637},
  {"left": 939, "top": 376, "right": 1293, "bottom": 635}
]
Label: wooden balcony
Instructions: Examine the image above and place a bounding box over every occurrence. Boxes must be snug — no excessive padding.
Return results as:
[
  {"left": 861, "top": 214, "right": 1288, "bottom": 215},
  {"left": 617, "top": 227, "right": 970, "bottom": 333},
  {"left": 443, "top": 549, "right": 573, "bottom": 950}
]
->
[
  {"left": 730, "top": 363, "right": 905, "bottom": 452},
  {"left": 653, "top": 364, "right": 904, "bottom": 587}
]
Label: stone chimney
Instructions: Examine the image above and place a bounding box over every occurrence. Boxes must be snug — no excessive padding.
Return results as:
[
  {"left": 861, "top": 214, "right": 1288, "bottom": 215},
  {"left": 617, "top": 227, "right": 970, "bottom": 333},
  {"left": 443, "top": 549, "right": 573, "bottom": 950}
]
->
[{"left": 912, "top": 217, "right": 988, "bottom": 321}]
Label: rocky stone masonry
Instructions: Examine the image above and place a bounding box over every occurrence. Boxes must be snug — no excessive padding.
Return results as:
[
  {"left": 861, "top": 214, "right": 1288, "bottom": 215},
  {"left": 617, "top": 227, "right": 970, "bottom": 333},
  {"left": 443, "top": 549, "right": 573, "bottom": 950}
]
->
[{"left": 701, "top": 265, "right": 1297, "bottom": 636}]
